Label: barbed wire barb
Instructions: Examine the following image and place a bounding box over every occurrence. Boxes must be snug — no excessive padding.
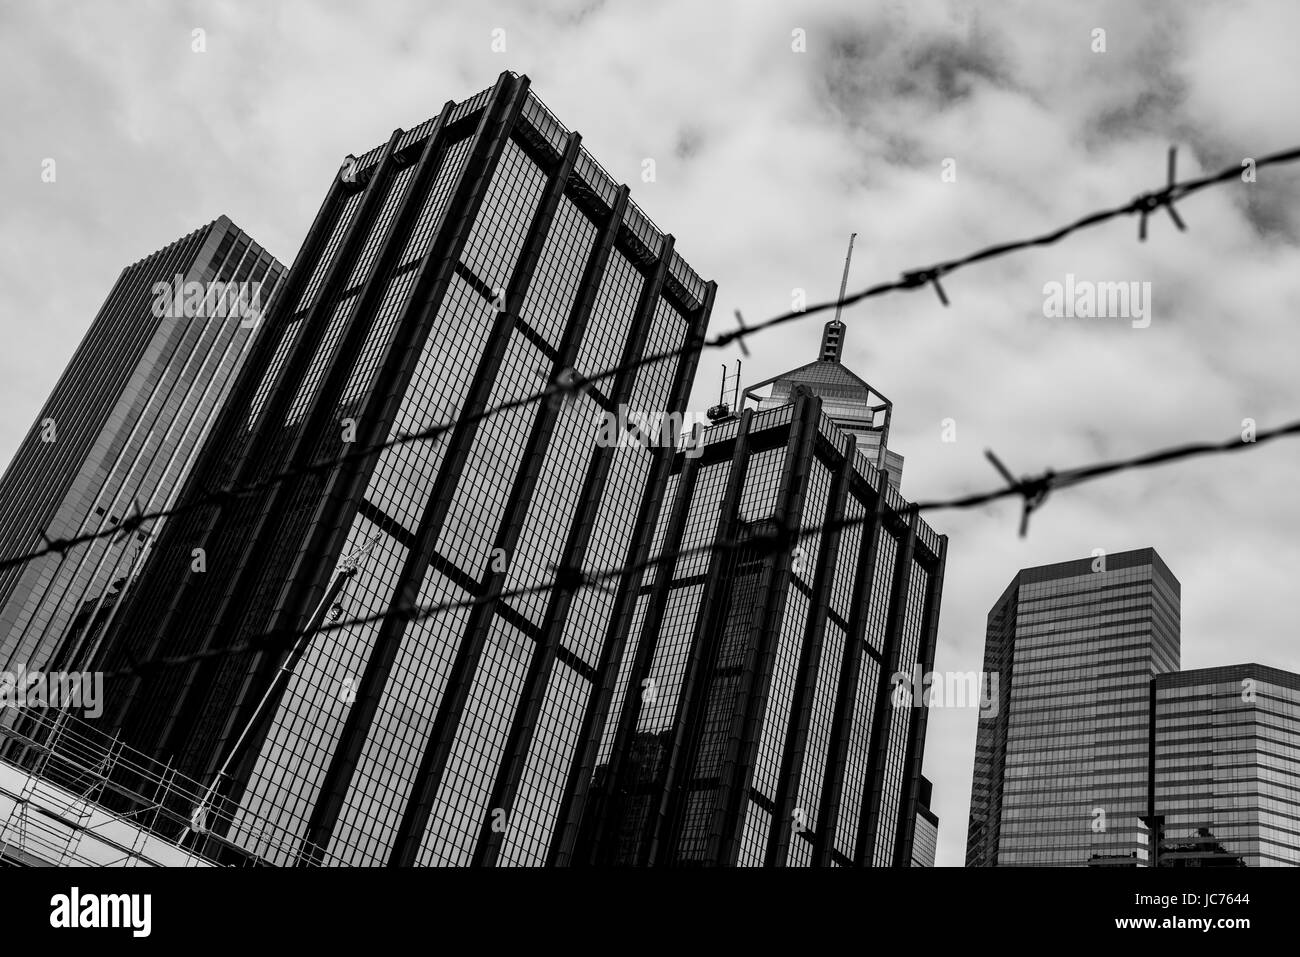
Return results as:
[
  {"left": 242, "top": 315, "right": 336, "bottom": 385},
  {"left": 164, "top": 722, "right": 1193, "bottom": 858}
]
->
[{"left": 3, "top": 142, "right": 1299, "bottom": 585}]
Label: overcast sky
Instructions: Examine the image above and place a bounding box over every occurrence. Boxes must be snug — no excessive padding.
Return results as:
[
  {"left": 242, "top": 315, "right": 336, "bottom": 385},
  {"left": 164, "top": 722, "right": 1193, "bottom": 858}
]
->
[{"left": 2, "top": 0, "right": 1298, "bottom": 866}]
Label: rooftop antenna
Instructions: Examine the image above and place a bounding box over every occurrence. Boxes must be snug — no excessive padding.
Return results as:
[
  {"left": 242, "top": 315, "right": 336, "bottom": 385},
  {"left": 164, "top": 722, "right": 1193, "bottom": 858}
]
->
[
  {"left": 820, "top": 232, "right": 856, "bottom": 362},
  {"left": 707, "top": 360, "right": 742, "bottom": 422}
]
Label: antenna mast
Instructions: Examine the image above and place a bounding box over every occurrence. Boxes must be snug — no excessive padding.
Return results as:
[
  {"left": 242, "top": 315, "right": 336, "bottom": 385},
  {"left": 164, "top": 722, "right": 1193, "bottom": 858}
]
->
[{"left": 834, "top": 232, "right": 857, "bottom": 324}]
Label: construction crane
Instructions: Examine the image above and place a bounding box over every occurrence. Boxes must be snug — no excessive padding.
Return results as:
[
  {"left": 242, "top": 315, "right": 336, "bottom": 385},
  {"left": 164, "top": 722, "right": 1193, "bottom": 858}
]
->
[{"left": 182, "top": 531, "right": 383, "bottom": 844}]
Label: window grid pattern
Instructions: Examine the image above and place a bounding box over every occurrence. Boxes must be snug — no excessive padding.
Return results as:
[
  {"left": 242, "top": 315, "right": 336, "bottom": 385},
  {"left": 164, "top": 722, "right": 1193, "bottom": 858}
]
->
[
  {"left": 866, "top": 534, "right": 898, "bottom": 653},
  {"left": 835, "top": 650, "right": 882, "bottom": 859},
  {"left": 750, "top": 588, "right": 810, "bottom": 800},
  {"left": 559, "top": 296, "right": 688, "bottom": 666},
  {"left": 418, "top": 618, "right": 532, "bottom": 866},
  {"left": 498, "top": 661, "right": 592, "bottom": 865},
  {"left": 231, "top": 515, "right": 408, "bottom": 865},
  {"left": 362, "top": 271, "right": 498, "bottom": 530},
  {"left": 672, "top": 460, "right": 731, "bottom": 579},
  {"left": 245, "top": 315, "right": 303, "bottom": 429},
  {"left": 573, "top": 250, "right": 644, "bottom": 383},
  {"left": 330, "top": 583, "right": 473, "bottom": 864},
  {"left": 336, "top": 270, "right": 419, "bottom": 411},
  {"left": 736, "top": 802, "right": 772, "bottom": 866},
  {"left": 297, "top": 191, "right": 364, "bottom": 313},
  {"left": 237, "top": 135, "right": 558, "bottom": 863},
  {"left": 521, "top": 94, "right": 566, "bottom": 153},
  {"left": 559, "top": 431, "right": 652, "bottom": 669},
  {"left": 515, "top": 195, "right": 598, "bottom": 348},
  {"left": 437, "top": 332, "right": 546, "bottom": 577},
  {"left": 674, "top": 559, "right": 764, "bottom": 861},
  {"left": 735, "top": 447, "right": 783, "bottom": 525},
  {"left": 793, "top": 460, "right": 831, "bottom": 589},
  {"left": 874, "top": 562, "right": 928, "bottom": 865},
  {"left": 344, "top": 163, "right": 418, "bottom": 291},
  {"left": 830, "top": 495, "right": 865, "bottom": 621},
  {"left": 636, "top": 583, "right": 706, "bottom": 735},
  {"left": 284, "top": 294, "right": 357, "bottom": 424},
  {"left": 597, "top": 592, "right": 652, "bottom": 765},
  {"left": 458, "top": 139, "right": 547, "bottom": 295},
  {"left": 573, "top": 148, "right": 618, "bottom": 207},
  {"left": 501, "top": 394, "right": 600, "bottom": 620},
  {"left": 397, "top": 136, "right": 474, "bottom": 268},
  {"left": 791, "top": 619, "right": 845, "bottom": 857}
]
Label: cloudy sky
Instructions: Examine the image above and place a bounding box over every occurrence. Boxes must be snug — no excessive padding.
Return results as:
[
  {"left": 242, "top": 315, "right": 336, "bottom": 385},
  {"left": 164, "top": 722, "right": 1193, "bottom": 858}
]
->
[{"left": 2, "top": 0, "right": 1298, "bottom": 866}]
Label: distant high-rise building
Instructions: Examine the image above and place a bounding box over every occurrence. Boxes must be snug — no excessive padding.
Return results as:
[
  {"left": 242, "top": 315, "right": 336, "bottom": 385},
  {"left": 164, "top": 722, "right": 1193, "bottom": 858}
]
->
[
  {"left": 578, "top": 328, "right": 947, "bottom": 867},
  {"left": 966, "top": 547, "right": 1180, "bottom": 867},
  {"left": 1151, "top": 663, "right": 1300, "bottom": 867},
  {"left": 95, "top": 72, "right": 714, "bottom": 867},
  {"left": 0, "top": 217, "right": 284, "bottom": 681},
  {"left": 912, "top": 775, "right": 938, "bottom": 866}
]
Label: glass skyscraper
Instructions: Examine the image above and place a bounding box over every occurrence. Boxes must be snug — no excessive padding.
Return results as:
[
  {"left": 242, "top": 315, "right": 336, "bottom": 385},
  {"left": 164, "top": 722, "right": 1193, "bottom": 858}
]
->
[
  {"left": 0, "top": 217, "right": 284, "bottom": 683},
  {"left": 578, "top": 327, "right": 947, "bottom": 866},
  {"left": 93, "top": 72, "right": 715, "bottom": 867},
  {"left": 966, "top": 547, "right": 1180, "bottom": 866},
  {"left": 911, "top": 775, "right": 938, "bottom": 866},
  {"left": 1151, "top": 663, "right": 1300, "bottom": 866}
]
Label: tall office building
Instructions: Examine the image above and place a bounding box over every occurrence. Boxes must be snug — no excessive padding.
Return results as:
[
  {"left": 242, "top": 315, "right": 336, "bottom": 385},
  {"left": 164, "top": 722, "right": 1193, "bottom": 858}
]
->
[
  {"left": 1151, "top": 663, "right": 1300, "bottom": 867},
  {"left": 95, "top": 72, "right": 715, "bottom": 867},
  {"left": 911, "top": 775, "right": 938, "bottom": 866},
  {"left": 578, "top": 329, "right": 947, "bottom": 867},
  {"left": 746, "top": 320, "right": 903, "bottom": 489},
  {"left": 965, "top": 548, "right": 1180, "bottom": 866},
  {"left": 0, "top": 217, "right": 284, "bottom": 681}
]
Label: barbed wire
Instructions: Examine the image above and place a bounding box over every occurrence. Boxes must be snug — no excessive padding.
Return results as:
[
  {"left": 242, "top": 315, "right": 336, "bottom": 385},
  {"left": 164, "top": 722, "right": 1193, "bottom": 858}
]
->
[
  {"left": 98, "top": 413, "right": 1300, "bottom": 682},
  {"left": 4, "top": 143, "right": 1297, "bottom": 578}
]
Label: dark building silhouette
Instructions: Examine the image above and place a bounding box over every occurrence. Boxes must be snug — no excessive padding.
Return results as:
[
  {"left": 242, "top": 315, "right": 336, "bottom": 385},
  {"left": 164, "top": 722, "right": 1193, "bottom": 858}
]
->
[
  {"left": 0, "top": 217, "right": 284, "bottom": 682},
  {"left": 577, "top": 326, "right": 946, "bottom": 866},
  {"left": 966, "top": 548, "right": 1181, "bottom": 866},
  {"left": 94, "top": 72, "right": 714, "bottom": 866}
]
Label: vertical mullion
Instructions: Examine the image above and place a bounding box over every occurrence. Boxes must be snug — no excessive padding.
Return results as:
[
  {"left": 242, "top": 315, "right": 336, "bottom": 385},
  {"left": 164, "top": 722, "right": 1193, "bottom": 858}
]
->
[
  {"left": 547, "top": 281, "right": 715, "bottom": 867},
  {"left": 813, "top": 459, "right": 886, "bottom": 866},
  {"left": 891, "top": 536, "right": 946, "bottom": 867},
  {"left": 473, "top": 230, "right": 674, "bottom": 866},
  {"left": 387, "top": 159, "right": 630, "bottom": 869},
  {"left": 766, "top": 441, "right": 851, "bottom": 865},
  {"left": 857, "top": 510, "right": 918, "bottom": 865}
]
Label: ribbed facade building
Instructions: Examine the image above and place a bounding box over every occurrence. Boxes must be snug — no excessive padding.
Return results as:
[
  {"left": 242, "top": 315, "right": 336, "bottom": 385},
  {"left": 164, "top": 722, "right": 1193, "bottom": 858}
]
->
[
  {"left": 966, "top": 547, "right": 1180, "bottom": 866},
  {"left": 578, "top": 325, "right": 946, "bottom": 866},
  {"left": 1151, "top": 663, "right": 1300, "bottom": 866},
  {"left": 0, "top": 217, "right": 284, "bottom": 683},
  {"left": 93, "top": 72, "right": 715, "bottom": 867}
]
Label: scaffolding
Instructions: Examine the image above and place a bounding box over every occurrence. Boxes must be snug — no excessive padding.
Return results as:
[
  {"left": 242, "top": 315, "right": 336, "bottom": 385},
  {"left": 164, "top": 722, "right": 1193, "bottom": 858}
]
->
[{"left": 0, "top": 708, "right": 277, "bottom": 867}]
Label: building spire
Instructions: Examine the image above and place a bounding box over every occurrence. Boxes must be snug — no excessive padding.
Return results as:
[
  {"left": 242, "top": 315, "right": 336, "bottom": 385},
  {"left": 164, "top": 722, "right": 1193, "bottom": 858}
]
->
[
  {"left": 819, "top": 319, "right": 845, "bottom": 362},
  {"left": 820, "top": 232, "right": 856, "bottom": 362}
]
